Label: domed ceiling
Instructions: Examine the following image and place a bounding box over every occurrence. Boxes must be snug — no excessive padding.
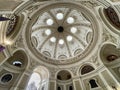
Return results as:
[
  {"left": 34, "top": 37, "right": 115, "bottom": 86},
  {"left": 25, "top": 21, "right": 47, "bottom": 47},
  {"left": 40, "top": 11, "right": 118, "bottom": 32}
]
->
[{"left": 25, "top": 2, "right": 100, "bottom": 65}]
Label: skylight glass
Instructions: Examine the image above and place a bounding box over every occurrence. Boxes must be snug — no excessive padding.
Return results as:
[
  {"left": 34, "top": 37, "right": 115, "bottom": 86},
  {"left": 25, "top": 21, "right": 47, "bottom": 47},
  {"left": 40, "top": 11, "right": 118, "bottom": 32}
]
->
[
  {"left": 59, "top": 39, "right": 64, "bottom": 45},
  {"left": 70, "top": 27, "right": 77, "bottom": 33},
  {"left": 45, "top": 29, "right": 51, "bottom": 35},
  {"left": 50, "top": 37, "right": 56, "bottom": 42},
  {"left": 27, "top": 73, "right": 41, "bottom": 90},
  {"left": 67, "top": 17, "right": 74, "bottom": 24},
  {"left": 46, "top": 19, "right": 53, "bottom": 25},
  {"left": 67, "top": 35, "right": 73, "bottom": 41},
  {"left": 13, "top": 61, "right": 22, "bottom": 65},
  {"left": 56, "top": 13, "right": 64, "bottom": 20}
]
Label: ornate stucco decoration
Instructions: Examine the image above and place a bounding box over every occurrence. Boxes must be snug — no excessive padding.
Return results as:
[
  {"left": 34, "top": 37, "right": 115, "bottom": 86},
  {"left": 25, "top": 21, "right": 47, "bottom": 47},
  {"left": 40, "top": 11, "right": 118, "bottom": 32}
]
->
[{"left": 24, "top": 1, "right": 101, "bottom": 65}]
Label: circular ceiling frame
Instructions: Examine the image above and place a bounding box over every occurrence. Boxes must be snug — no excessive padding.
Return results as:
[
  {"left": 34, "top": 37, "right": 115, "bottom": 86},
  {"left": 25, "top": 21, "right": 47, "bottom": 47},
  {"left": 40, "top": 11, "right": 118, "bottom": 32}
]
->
[{"left": 24, "top": 1, "right": 100, "bottom": 65}]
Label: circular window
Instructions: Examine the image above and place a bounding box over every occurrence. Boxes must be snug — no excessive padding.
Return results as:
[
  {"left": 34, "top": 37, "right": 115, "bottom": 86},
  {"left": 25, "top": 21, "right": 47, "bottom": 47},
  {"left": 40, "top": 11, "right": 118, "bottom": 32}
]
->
[
  {"left": 13, "top": 61, "right": 22, "bottom": 67},
  {"left": 1, "top": 74, "right": 13, "bottom": 84},
  {"left": 70, "top": 27, "right": 77, "bottom": 33},
  {"left": 106, "top": 55, "right": 118, "bottom": 62}
]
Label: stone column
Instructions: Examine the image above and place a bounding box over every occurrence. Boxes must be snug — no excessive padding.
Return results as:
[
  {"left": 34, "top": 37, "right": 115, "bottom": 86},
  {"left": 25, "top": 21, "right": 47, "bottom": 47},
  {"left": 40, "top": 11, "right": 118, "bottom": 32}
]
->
[
  {"left": 101, "top": 69, "right": 120, "bottom": 90},
  {"left": 10, "top": 71, "right": 30, "bottom": 90},
  {"left": 73, "top": 78, "right": 82, "bottom": 90},
  {"left": 49, "top": 80, "right": 56, "bottom": 90}
]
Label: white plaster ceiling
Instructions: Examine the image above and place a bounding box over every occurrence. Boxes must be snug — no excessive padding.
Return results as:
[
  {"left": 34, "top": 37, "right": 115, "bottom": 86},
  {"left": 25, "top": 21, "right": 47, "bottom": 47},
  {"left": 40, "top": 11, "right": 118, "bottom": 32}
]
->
[{"left": 31, "top": 6, "right": 93, "bottom": 60}]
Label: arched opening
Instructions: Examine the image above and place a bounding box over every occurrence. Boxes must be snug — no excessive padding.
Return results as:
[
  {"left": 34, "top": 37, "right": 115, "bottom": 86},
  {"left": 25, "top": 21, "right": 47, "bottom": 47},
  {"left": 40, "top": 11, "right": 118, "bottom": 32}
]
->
[
  {"left": 27, "top": 72, "right": 40, "bottom": 90},
  {"left": 57, "top": 70, "right": 71, "bottom": 80},
  {"left": 26, "top": 66, "right": 49, "bottom": 90},
  {"left": 81, "top": 65, "right": 94, "bottom": 75},
  {"left": 69, "top": 86, "right": 73, "bottom": 90},
  {"left": 100, "top": 43, "right": 120, "bottom": 83},
  {"left": 57, "top": 86, "right": 61, "bottom": 90},
  {"left": 89, "top": 79, "right": 98, "bottom": 88},
  {"left": 5, "top": 50, "right": 28, "bottom": 70},
  {"left": 57, "top": 70, "right": 73, "bottom": 90},
  {"left": 100, "top": 44, "right": 120, "bottom": 64}
]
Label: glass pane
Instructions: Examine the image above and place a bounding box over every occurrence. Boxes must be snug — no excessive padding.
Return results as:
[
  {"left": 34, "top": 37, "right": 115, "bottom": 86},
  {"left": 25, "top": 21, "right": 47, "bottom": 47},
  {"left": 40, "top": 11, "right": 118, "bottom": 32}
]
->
[{"left": 27, "top": 73, "right": 41, "bottom": 90}]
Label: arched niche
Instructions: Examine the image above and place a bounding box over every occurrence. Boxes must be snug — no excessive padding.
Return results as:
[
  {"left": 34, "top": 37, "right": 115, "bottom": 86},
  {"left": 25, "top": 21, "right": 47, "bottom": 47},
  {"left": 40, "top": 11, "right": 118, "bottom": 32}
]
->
[
  {"left": 100, "top": 43, "right": 120, "bottom": 84},
  {"left": 56, "top": 70, "right": 73, "bottom": 90},
  {"left": 4, "top": 50, "right": 28, "bottom": 70},
  {"left": 80, "top": 64, "right": 95, "bottom": 75},
  {"left": 26, "top": 66, "right": 49, "bottom": 90},
  {"left": 27, "top": 72, "right": 41, "bottom": 90},
  {"left": 57, "top": 70, "right": 72, "bottom": 81},
  {"left": 68, "top": 85, "right": 73, "bottom": 90},
  {"left": 57, "top": 86, "right": 61, "bottom": 90},
  {"left": 100, "top": 43, "right": 120, "bottom": 64}
]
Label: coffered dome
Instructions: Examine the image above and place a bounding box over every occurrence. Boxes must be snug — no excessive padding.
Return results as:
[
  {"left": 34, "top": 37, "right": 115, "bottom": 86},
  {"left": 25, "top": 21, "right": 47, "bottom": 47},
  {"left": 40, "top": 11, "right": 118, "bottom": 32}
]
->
[{"left": 25, "top": 2, "right": 100, "bottom": 64}]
